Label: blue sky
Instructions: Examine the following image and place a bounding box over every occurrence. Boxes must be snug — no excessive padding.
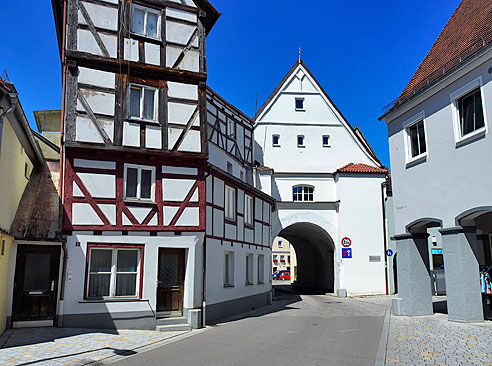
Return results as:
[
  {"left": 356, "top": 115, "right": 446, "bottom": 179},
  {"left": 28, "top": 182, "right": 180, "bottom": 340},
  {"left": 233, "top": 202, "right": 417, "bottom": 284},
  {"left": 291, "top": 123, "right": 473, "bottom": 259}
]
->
[{"left": 0, "top": 0, "right": 461, "bottom": 166}]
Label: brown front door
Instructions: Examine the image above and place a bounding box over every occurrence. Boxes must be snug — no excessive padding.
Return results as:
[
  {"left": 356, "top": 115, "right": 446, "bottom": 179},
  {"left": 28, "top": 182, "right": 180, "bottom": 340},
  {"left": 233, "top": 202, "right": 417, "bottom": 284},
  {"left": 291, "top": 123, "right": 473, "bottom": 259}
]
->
[
  {"left": 157, "top": 248, "right": 185, "bottom": 316},
  {"left": 12, "top": 245, "right": 60, "bottom": 326}
]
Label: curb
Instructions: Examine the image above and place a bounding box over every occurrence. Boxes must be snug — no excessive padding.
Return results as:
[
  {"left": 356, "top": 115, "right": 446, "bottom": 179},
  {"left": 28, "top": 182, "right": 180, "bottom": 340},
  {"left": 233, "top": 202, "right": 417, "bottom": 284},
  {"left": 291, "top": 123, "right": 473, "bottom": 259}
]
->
[{"left": 374, "top": 306, "right": 391, "bottom": 366}]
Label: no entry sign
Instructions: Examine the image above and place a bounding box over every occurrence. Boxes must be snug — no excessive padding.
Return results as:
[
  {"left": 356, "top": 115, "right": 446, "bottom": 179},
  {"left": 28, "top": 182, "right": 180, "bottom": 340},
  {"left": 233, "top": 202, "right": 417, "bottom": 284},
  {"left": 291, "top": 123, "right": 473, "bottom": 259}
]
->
[{"left": 341, "top": 237, "right": 351, "bottom": 247}]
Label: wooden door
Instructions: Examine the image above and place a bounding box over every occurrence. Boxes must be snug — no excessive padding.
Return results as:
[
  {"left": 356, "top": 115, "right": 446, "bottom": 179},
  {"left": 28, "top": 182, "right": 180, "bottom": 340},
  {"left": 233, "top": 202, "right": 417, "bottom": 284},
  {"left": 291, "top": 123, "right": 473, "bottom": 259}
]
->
[
  {"left": 12, "top": 245, "right": 61, "bottom": 326},
  {"left": 156, "top": 248, "right": 185, "bottom": 316}
]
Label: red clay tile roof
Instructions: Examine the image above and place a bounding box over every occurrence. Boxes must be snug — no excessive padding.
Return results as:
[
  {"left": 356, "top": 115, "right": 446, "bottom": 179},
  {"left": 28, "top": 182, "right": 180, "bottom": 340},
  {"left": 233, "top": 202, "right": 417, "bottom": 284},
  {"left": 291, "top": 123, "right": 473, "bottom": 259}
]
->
[
  {"left": 0, "top": 80, "right": 11, "bottom": 93},
  {"left": 337, "top": 163, "right": 388, "bottom": 174},
  {"left": 256, "top": 164, "right": 273, "bottom": 172},
  {"left": 397, "top": 0, "right": 492, "bottom": 104}
]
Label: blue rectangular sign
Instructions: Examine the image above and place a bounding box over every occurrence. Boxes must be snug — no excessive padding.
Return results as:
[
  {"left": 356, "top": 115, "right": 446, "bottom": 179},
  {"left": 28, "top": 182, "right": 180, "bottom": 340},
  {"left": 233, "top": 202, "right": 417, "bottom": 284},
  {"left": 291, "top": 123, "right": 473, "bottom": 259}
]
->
[
  {"left": 431, "top": 249, "right": 443, "bottom": 255},
  {"left": 342, "top": 248, "right": 352, "bottom": 258}
]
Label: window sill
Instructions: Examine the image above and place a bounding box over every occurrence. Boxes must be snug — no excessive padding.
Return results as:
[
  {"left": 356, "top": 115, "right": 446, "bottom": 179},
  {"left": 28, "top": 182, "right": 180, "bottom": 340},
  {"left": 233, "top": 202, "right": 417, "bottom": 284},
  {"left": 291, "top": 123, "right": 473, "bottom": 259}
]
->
[
  {"left": 223, "top": 284, "right": 235, "bottom": 288},
  {"left": 80, "top": 298, "right": 145, "bottom": 303},
  {"left": 295, "top": 109, "right": 305, "bottom": 112},
  {"left": 126, "top": 118, "right": 160, "bottom": 125},
  {"left": 406, "top": 154, "right": 427, "bottom": 168},
  {"left": 272, "top": 144, "right": 281, "bottom": 147},
  {"left": 455, "top": 128, "right": 486, "bottom": 148},
  {"left": 124, "top": 199, "right": 156, "bottom": 205},
  {"left": 323, "top": 145, "right": 331, "bottom": 148},
  {"left": 257, "top": 282, "right": 265, "bottom": 285},
  {"left": 224, "top": 218, "right": 236, "bottom": 225},
  {"left": 244, "top": 223, "right": 254, "bottom": 229},
  {"left": 297, "top": 145, "right": 305, "bottom": 148},
  {"left": 129, "top": 32, "right": 161, "bottom": 44},
  {"left": 245, "top": 283, "right": 254, "bottom": 286}
]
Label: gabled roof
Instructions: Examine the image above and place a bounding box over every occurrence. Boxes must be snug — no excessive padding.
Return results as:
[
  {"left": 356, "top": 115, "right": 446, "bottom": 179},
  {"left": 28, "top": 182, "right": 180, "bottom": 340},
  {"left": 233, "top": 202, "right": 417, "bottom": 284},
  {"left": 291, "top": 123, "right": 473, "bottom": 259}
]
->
[
  {"left": 337, "top": 163, "right": 388, "bottom": 175},
  {"left": 387, "top": 0, "right": 492, "bottom": 114},
  {"left": 254, "top": 59, "right": 383, "bottom": 167}
]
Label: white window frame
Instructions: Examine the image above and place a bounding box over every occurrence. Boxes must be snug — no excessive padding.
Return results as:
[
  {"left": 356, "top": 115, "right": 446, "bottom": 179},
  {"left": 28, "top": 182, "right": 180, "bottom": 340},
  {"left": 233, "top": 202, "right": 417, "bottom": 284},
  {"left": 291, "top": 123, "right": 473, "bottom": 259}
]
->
[
  {"left": 124, "top": 164, "right": 156, "bottom": 202},
  {"left": 244, "top": 194, "right": 254, "bottom": 226},
  {"left": 295, "top": 97, "right": 305, "bottom": 111},
  {"left": 272, "top": 134, "right": 280, "bottom": 147},
  {"left": 227, "top": 118, "right": 235, "bottom": 138},
  {"left": 403, "top": 111, "right": 428, "bottom": 165},
  {"left": 257, "top": 255, "right": 265, "bottom": 284},
  {"left": 292, "top": 185, "right": 314, "bottom": 202},
  {"left": 131, "top": 4, "right": 161, "bottom": 40},
  {"left": 128, "top": 83, "right": 159, "bottom": 122},
  {"left": 224, "top": 185, "right": 236, "bottom": 221},
  {"left": 297, "top": 135, "right": 305, "bottom": 148},
  {"left": 450, "top": 76, "right": 488, "bottom": 145},
  {"left": 224, "top": 251, "right": 234, "bottom": 287},
  {"left": 245, "top": 253, "right": 254, "bottom": 285},
  {"left": 322, "top": 135, "right": 330, "bottom": 147},
  {"left": 87, "top": 247, "right": 142, "bottom": 299}
]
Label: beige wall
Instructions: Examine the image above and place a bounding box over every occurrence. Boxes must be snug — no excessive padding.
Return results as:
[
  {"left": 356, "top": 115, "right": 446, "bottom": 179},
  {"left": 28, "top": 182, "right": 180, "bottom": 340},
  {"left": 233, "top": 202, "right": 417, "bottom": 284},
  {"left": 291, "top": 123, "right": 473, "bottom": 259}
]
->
[
  {"left": 272, "top": 236, "right": 297, "bottom": 278},
  {"left": 0, "top": 234, "right": 13, "bottom": 334},
  {"left": 0, "top": 117, "right": 33, "bottom": 232}
]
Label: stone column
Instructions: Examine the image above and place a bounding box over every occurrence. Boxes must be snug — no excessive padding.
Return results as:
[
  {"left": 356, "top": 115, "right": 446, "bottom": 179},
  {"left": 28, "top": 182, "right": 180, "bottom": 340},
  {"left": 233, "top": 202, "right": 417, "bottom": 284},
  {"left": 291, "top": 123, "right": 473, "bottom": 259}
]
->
[
  {"left": 392, "top": 233, "right": 433, "bottom": 316},
  {"left": 439, "top": 226, "right": 483, "bottom": 322}
]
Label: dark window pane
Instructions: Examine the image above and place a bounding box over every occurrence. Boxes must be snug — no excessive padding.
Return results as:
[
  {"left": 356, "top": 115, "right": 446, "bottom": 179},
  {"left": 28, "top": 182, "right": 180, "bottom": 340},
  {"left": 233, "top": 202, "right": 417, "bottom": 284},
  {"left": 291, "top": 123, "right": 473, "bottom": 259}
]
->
[
  {"left": 296, "top": 99, "right": 304, "bottom": 110},
  {"left": 90, "top": 249, "right": 112, "bottom": 272},
  {"left": 417, "top": 121, "right": 426, "bottom": 154},
  {"left": 126, "top": 168, "right": 138, "bottom": 198},
  {"left": 409, "top": 124, "right": 419, "bottom": 157},
  {"left": 116, "top": 274, "right": 137, "bottom": 296},
  {"left": 129, "top": 88, "right": 141, "bottom": 118},
  {"left": 461, "top": 93, "right": 475, "bottom": 135},
  {"left": 143, "top": 89, "right": 155, "bottom": 120},
  {"left": 88, "top": 274, "right": 111, "bottom": 297},
  {"left": 297, "top": 136, "right": 304, "bottom": 145},
  {"left": 141, "top": 169, "right": 152, "bottom": 199},
  {"left": 23, "top": 253, "right": 51, "bottom": 291},
  {"left": 273, "top": 135, "right": 279, "bottom": 145},
  {"left": 117, "top": 250, "right": 138, "bottom": 272},
  {"left": 323, "top": 136, "right": 329, "bottom": 145}
]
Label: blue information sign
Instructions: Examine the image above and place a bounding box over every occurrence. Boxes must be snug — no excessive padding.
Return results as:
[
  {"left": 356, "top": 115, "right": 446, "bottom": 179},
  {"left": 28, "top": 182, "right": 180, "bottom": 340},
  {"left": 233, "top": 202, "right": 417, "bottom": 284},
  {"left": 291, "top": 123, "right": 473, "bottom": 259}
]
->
[
  {"left": 386, "top": 249, "right": 394, "bottom": 257},
  {"left": 342, "top": 248, "right": 352, "bottom": 258}
]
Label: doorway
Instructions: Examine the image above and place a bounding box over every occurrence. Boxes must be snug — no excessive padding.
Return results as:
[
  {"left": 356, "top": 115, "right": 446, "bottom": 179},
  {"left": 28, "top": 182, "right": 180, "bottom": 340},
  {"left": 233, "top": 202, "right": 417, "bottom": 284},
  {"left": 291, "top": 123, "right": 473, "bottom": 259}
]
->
[
  {"left": 156, "top": 248, "right": 185, "bottom": 317},
  {"left": 12, "top": 245, "right": 60, "bottom": 327}
]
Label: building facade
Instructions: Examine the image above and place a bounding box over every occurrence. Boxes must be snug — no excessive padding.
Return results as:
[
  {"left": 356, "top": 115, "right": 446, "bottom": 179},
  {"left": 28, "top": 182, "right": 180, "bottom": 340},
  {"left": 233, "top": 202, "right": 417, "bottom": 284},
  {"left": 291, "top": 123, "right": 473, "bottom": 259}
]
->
[
  {"left": 272, "top": 237, "right": 297, "bottom": 278},
  {"left": 380, "top": 0, "right": 492, "bottom": 322},
  {"left": 255, "top": 60, "right": 388, "bottom": 296}
]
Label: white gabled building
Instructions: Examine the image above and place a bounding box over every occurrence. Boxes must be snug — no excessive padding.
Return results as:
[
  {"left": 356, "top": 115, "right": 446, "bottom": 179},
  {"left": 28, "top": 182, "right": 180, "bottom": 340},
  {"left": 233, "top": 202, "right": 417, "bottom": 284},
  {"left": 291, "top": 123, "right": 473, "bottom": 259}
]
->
[{"left": 254, "top": 59, "right": 389, "bottom": 296}]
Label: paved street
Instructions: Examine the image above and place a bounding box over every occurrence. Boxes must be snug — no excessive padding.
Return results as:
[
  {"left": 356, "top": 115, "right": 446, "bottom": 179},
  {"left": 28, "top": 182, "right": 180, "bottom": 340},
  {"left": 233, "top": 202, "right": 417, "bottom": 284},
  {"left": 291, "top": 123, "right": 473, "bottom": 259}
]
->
[{"left": 110, "top": 285, "right": 389, "bottom": 366}]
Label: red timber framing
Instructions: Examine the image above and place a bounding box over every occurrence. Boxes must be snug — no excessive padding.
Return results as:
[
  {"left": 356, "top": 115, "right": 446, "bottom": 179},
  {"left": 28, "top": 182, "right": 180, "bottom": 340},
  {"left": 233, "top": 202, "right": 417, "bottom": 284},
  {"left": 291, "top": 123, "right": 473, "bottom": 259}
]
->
[
  {"left": 206, "top": 165, "right": 275, "bottom": 249},
  {"left": 63, "top": 148, "right": 206, "bottom": 232}
]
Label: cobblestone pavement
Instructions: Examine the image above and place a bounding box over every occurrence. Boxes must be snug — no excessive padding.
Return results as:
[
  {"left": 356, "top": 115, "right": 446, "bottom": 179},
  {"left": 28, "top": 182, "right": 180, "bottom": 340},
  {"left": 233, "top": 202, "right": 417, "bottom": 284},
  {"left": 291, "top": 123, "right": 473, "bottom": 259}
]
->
[{"left": 0, "top": 327, "right": 187, "bottom": 366}]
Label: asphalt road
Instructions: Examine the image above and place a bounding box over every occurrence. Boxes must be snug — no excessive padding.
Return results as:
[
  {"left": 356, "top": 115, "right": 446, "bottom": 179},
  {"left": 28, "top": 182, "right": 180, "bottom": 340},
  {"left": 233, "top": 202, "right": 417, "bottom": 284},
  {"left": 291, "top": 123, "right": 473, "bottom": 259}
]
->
[{"left": 111, "top": 285, "right": 387, "bottom": 366}]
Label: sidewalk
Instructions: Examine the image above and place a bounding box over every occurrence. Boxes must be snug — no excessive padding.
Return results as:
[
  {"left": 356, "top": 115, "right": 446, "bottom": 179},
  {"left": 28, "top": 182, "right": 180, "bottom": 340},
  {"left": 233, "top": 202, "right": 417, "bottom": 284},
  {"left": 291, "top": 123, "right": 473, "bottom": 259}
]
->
[{"left": 0, "top": 327, "right": 188, "bottom": 366}]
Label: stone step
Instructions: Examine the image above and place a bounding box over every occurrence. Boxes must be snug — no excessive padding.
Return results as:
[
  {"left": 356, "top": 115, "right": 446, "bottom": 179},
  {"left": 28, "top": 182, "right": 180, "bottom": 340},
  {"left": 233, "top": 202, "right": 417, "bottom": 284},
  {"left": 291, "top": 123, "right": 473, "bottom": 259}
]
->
[
  {"left": 156, "top": 324, "right": 191, "bottom": 332},
  {"left": 156, "top": 316, "right": 188, "bottom": 326}
]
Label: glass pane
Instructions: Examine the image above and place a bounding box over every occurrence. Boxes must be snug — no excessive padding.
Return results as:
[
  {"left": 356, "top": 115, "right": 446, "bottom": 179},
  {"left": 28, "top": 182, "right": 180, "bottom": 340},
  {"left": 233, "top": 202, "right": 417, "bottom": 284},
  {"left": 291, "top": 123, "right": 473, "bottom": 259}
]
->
[
  {"left": 417, "top": 121, "right": 426, "bottom": 154},
  {"left": 132, "top": 8, "right": 145, "bottom": 35},
  {"left": 296, "top": 99, "right": 303, "bottom": 109},
  {"left": 23, "top": 252, "right": 51, "bottom": 291},
  {"left": 461, "top": 94, "right": 475, "bottom": 135},
  {"left": 409, "top": 124, "right": 419, "bottom": 157},
  {"left": 117, "top": 250, "right": 138, "bottom": 272},
  {"left": 116, "top": 274, "right": 137, "bottom": 296},
  {"left": 88, "top": 274, "right": 111, "bottom": 297},
  {"left": 90, "top": 249, "right": 112, "bottom": 272},
  {"left": 159, "top": 253, "right": 179, "bottom": 287},
  {"left": 126, "top": 168, "right": 138, "bottom": 198},
  {"left": 475, "top": 91, "right": 484, "bottom": 130},
  {"left": 146, "top": 12, "right": 158, "bottom": 38},
  {"left": 141, "top": 169, "right": 152, "bottom": 199},
  {"left": 143, "top": 89, "right": 155, "bottom": 120},
  {"left": 129, "top": 88, "right": 141, "bottom": 118},
  {"left": 273, "top": 135, "right": 279, "bottom": 145},
  {"left": 297, "top": 136, "right": 304, "bottom": 145}
]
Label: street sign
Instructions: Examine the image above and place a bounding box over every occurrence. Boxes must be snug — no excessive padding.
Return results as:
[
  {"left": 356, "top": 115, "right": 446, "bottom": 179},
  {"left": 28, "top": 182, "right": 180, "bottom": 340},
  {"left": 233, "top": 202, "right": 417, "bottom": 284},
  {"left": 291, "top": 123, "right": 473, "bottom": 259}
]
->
[
  {"left": 341, "top": 237, "right": 351, "bottom": 247},
  {"left": 342, "top": 248, "right": 352, "bottom": 258},
  {"left": 431, "top": 249, "right": 443, "bottom": 255},
  {"left": 386, "top": 249, "right": 393, "bottom": 257}
]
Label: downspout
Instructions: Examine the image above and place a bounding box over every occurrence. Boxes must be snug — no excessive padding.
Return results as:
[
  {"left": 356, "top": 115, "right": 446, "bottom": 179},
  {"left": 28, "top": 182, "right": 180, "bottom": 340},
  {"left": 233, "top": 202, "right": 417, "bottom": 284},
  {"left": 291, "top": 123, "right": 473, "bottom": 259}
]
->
[
  {"left": 381, "top": 180, "right": 389, "bottom": 295},
  {"left": 202, "top": 171, "right": 210, "bottom": 327},
  {"left": 0, "top": 93, "right": 18, "bottom": 159}
]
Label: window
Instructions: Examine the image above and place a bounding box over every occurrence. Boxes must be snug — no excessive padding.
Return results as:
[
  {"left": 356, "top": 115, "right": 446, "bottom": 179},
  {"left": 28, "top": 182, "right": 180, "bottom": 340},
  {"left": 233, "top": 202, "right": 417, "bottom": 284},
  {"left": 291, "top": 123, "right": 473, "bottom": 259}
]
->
[
  {"left": 24, "top": 162, "right": 30, "bottom": 179},
  {"left": 457, "top": 88, "right": 484, "bottom": 137},
  {"left": 129, "top": 84, "right": 157, "bottom": 121},
  {"left": 322, "top": 135, "right": 330, "bottom": 147},
  {"left": 1, "top": 239, "right": 5, "bottom": 256},
  {"left": 224, "top": 251, "right": 234, "bottom": 287},
  {"left": 132, "top": 5, "right": 160, "bottom": 39},
  {"left": 295, "top": 98, "right": 304, "bottom": 111},
  {"left": 297, "top": 135, "right": 305, "bottom": 147},
  {"left": 278, "top": 240, "right": 283, "bottom": 248},
  {"left": 280, "top": 255, "right": 285, "bottom": 262},
  {"left": 272, "top": 134, "right": 280, "bottom": 146},
  {"left": 292, "top": 185, "right": 314, "bottom": 202},
  {"left": 288, "top": 255, "right": 291, "bottom": 262},
  {"left": 124, "top": 164, "right": 155, "bottom": 201},
  {"left": 273, "top": 254, "right": 278, "bottom": 262},
  {"left": 227, "top": 162, "right": 233, "bottom": 174},
  {"left": 246, "top": 254, "right": 254, "bottom": 285},
  {"left": 87, "top": 246, "right": 142, "bottom": 298},
  {"left": 244, "top": 194, "right": 253, "bottom": 226},
  {"left": 257, "top": 255, "right": 265, "bottom": 284},
  {"left": 407, "top": 119, "right": 426, "bottom": 159},
  {"left": 225, "top": 185, "right": 236, "bottom": 221},
  {"left": 240, "top": 171, "right": 244, "bottom": 181},
  {"left": 227, "top": 118, "right": 235, "bottom": 138}
]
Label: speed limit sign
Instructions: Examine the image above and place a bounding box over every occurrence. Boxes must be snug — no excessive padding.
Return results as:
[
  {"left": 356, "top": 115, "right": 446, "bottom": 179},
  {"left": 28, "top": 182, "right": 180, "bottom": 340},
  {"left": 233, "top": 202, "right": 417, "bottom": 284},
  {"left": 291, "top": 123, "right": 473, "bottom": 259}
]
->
[{"left": 341, "top": 237, "right": 351, "bottom": 247}]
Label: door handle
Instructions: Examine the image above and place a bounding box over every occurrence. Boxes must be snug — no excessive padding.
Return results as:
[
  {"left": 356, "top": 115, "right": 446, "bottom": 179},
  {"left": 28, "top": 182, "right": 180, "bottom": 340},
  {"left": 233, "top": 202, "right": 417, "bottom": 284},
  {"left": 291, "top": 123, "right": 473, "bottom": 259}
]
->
[{"left": 51, "top": 280, "right": 55, "bottom": 292}]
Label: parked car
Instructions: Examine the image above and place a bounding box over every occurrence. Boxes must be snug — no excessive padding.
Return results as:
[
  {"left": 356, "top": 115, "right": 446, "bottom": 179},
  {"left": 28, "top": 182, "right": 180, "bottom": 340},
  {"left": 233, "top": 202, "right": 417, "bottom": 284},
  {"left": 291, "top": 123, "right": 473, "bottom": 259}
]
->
[
  {"left": 272, "top": 270, "right": 288, "bottom": 280},
  {"left": 279, "top": 272, "right": 291, "bottom": 281}
]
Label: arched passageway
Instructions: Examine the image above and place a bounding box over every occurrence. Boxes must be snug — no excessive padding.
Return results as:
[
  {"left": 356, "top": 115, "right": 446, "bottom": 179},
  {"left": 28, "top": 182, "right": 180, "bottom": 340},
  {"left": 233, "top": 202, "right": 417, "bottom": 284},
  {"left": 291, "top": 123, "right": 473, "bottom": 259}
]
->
[{"left": 278, "top": 222, "right": 335, "bottom": 291}]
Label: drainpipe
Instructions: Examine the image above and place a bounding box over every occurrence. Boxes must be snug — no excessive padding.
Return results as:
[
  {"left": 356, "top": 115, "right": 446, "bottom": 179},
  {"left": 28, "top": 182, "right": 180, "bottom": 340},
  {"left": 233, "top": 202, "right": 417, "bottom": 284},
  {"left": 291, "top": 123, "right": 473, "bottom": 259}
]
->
[
  {"left": 381, "top": 180, "right": 389, "bottom": 295},
  {"left": 202, "top": 170, "right": 210, "bottom": 327},
  {"left": 0, "top": 92, "right": 18, "bottom": 159}
]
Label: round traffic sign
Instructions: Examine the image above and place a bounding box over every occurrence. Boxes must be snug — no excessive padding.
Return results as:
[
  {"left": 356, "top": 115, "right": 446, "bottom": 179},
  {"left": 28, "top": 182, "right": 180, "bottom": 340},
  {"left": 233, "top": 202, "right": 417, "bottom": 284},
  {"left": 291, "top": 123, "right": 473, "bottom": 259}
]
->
[
  {"left": 386, "top": 249, "right": 394, "bottom": 257},
  {"left": 341, "top": 237, "right": 351, "bottom": 247}
]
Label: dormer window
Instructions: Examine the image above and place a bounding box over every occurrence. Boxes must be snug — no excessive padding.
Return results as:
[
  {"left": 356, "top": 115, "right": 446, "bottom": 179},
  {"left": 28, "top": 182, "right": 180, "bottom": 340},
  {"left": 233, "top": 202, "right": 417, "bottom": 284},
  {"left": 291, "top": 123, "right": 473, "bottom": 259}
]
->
[
  {"left": 295, "top": 98, "right": 304, "bottom": 111},
  {"left": 272, "top": 134, "right": 280, "bottom": 146},
  {"left": 297, "top": 135, "right": 305, "bottom": 147},
  {"left": 132, "top": 5, "right": 160, "bottom": 39},
  {"left": 322, "top": 135, "right": 330, "bottom": 147},
  {"left": 129, "top": 84, "right": 157, "bottom": 122},
  {"left": 293, "top": 185, "right": 314, "bottom": 202}
]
